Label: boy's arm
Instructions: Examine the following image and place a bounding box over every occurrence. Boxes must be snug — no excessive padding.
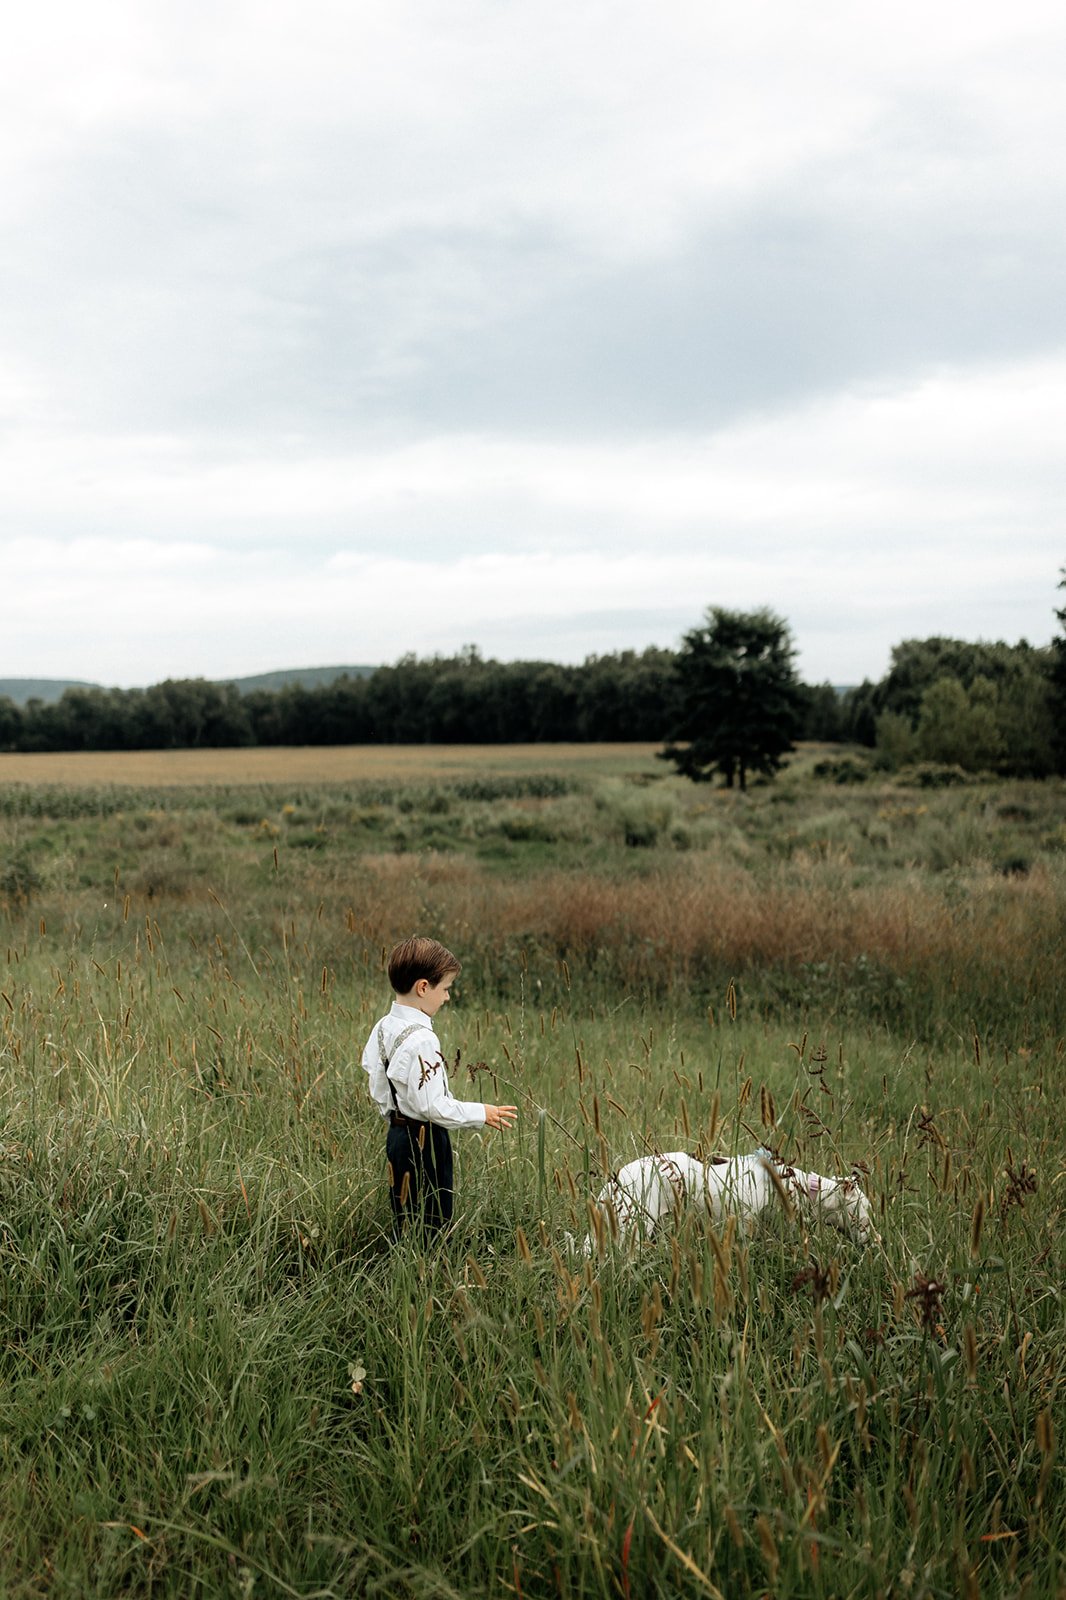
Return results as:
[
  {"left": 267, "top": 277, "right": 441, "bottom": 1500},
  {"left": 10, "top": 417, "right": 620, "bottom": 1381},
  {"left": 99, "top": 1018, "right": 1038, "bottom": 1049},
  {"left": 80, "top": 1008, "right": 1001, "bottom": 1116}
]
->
[
  {"left": 389, "top": 1031, "right": 517, "bottom": 1130},
  {"left": 360, "top": 1027, "right": 392, "bottom": 1117},
  {"left": 404, "top": 1041, "right": 487, "bottom": 1128}
]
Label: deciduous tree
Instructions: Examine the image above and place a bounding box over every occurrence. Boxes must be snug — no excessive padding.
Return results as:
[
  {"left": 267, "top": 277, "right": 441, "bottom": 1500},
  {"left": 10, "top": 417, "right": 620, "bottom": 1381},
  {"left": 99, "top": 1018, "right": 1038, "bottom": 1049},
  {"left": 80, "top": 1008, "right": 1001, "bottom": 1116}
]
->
[{"left": 1051, "top": 571, "right": 1066, "bottom": 773}]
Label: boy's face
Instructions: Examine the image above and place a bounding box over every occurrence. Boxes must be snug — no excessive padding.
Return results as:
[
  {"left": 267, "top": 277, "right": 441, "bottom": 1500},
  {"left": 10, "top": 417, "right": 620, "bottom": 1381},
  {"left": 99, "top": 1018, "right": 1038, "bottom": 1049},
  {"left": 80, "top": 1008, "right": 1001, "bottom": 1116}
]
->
[{"left": 415, "top": 970, "right": 458, "bottom": 1018}]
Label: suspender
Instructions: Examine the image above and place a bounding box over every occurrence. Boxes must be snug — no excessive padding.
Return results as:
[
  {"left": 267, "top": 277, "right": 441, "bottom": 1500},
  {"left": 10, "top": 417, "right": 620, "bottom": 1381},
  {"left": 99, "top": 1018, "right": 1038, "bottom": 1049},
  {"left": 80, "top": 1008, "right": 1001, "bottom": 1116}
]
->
[{"left": 377, "top": 1022, "right": 427, "bottom": 1114}]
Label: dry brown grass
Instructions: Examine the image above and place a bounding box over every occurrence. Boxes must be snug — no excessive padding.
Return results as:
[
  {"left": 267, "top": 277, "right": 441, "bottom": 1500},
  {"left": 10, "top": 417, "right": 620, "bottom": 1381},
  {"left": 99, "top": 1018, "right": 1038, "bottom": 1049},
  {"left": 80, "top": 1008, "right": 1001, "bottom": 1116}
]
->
[
  {"left": 343, "top": 851, "right": 1061, "bottom": 1026},
  {"left": 0, "top": 743, "right": 662, "bottom": 787}
]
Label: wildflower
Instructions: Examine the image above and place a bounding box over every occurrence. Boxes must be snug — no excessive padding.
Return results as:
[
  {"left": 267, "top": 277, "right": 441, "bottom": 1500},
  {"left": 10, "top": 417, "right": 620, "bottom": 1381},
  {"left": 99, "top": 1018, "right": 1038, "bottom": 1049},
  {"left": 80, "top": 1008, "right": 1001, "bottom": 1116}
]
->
[
  {"left": 905, "top": 1273, "right": 946, "bottom": 1331},
  {"left": 791, "top": 1261, "right": 834, "bottom": 1305},
  {"left": 1001, "top": 1162, "right": 1037, "bottom": 1214}
]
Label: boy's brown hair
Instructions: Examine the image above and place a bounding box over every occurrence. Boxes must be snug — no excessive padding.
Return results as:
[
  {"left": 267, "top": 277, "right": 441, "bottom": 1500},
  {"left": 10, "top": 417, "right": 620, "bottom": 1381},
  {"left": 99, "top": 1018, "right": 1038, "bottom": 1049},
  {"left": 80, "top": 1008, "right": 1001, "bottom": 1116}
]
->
[{"left": 388, "top": 936, "right": 461, "bottom": 995}]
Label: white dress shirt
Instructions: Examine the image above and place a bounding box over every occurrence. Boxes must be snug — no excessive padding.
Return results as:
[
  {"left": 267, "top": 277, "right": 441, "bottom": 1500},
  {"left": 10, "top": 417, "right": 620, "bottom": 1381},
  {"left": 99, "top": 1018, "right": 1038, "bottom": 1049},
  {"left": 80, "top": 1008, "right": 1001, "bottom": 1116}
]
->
[{"left": 361, "top": 1001, "right": 486, "bottom": 1128}]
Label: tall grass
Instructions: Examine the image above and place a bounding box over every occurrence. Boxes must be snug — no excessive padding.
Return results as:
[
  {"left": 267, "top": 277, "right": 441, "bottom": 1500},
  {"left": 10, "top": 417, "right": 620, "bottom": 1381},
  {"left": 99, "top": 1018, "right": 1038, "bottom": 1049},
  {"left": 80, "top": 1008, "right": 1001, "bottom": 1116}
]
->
[
  {"left": 0, "top": 762, "right": 1063, "bottom": 1594},
  {"left": 4, "top": 761, "right": 1064, "bottom": 1040}
]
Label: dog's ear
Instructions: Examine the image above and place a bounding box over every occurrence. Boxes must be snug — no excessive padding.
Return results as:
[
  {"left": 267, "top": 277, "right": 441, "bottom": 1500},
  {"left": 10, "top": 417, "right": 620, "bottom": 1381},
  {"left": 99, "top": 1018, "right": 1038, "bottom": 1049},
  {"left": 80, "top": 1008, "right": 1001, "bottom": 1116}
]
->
[{"left": 842, "top": 1177, "right": 857, "bottom": 1195}]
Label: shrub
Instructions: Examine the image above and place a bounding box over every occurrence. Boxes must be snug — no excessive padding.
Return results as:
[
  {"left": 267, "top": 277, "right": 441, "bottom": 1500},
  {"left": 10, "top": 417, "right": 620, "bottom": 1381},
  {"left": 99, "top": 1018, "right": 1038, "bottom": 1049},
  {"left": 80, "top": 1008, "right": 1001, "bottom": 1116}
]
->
[
  {"left": 0, "top": 855, "right": 42, "bottom": 907},
  {"left": 896, "top": 762, "right": 977, "bottom": 789},
  {"left": 811, "top": 754, "right": 873, "bottom": 784},
  {"left": 452, "top": 775, "right": 577, "bottom": 801},
  {"left": 595, "top": 785, "right": 679, "bottom": 848},
  {"left": 495, "top": 812, "right": 561, "bottom": 844},
  {"left": 875, "top": 710, "right": 918, "bottom": 770},
  {"left": 786, "top": 810, "right": 864, "bottom": 860}
]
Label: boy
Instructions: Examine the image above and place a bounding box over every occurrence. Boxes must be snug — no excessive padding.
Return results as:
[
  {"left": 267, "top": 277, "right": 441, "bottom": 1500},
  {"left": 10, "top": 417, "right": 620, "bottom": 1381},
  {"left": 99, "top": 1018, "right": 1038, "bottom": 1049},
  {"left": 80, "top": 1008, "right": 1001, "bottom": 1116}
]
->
[{"left": 362, "top": 936, "right": 517, "bottom": 1238}]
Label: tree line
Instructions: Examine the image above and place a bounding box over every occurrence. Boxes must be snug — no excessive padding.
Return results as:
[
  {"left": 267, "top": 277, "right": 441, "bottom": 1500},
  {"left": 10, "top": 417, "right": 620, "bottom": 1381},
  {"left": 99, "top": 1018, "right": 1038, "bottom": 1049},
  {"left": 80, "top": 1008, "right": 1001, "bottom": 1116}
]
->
[
  {"left": 0, "top": 643, "right": 850, "bottom": 754},
  {"left": 2, "top": 588, "right": 1064, "bottom": 779},
  {"left": 660, "top": 599, "right": 1064, "bottom": 786},
  {"left": 0, "top": 648, "right": 686, "bottom": 752},
  {"left": 840, "top": 634, "right": 1061, "bottom": 778}
]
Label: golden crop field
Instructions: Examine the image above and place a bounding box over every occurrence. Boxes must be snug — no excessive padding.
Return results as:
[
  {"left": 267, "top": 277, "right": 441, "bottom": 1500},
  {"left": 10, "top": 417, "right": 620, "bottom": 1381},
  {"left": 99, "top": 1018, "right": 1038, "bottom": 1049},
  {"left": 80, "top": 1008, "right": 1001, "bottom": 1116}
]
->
[{"left": 0, "top": 741, "right": 663, "bottom": 787}]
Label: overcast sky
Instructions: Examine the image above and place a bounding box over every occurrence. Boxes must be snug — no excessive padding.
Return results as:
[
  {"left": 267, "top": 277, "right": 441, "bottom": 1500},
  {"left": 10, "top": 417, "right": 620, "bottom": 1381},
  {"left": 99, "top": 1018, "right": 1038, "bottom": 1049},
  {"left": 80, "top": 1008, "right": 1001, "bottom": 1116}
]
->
[{"left": 2, "top": 0, "right": 1064, "bottom": 689}]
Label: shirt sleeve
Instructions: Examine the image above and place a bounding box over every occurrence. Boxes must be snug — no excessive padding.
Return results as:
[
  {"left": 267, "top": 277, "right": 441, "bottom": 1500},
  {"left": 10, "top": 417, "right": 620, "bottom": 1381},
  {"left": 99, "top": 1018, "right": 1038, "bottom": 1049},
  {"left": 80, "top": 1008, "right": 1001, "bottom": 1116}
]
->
[
  {"left": 391, "top": 1029, "right": 487, "bottom": 1129},
  {"left": 361, "top": 1025, "right": 391, "bottom": 1118}
]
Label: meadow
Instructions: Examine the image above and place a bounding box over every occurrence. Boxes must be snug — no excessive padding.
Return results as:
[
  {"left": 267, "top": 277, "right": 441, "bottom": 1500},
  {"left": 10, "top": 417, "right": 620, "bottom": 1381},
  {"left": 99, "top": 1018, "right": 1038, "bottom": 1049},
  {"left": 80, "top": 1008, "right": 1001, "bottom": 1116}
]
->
[{"left": 0, "top": 745, "right": 1063, "bottom": 1597}]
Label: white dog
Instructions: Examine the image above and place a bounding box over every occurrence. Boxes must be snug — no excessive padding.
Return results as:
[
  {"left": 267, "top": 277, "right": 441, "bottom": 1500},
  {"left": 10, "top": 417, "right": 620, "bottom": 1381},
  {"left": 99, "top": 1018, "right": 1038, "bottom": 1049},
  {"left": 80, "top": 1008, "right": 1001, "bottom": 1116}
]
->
[{"left": 574, "top": 1148, "right": 877, "bottom": 1254}]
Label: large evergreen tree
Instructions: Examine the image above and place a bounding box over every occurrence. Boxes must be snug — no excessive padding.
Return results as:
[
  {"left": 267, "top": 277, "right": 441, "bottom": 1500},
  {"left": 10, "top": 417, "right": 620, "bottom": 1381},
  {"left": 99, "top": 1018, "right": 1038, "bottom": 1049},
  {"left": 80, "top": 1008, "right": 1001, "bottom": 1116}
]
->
[{"left": 660, "top": 606, "right": 803, "bottom": 790}]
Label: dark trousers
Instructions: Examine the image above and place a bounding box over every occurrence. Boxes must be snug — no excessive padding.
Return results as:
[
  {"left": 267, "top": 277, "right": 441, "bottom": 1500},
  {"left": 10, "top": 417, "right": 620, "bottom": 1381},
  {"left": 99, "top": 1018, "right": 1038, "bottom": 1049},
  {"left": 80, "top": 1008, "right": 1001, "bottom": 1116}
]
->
[{"left": 386, "top": 1119, "right": 454, "bottom": 1239}]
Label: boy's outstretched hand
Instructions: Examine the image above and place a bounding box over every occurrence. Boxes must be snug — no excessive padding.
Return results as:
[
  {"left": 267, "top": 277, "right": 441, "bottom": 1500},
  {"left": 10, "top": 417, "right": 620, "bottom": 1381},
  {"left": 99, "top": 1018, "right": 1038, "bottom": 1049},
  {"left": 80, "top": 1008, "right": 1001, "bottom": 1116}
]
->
[{"left": 484, "top": 1104, "right": 518, "bottom": 1130}]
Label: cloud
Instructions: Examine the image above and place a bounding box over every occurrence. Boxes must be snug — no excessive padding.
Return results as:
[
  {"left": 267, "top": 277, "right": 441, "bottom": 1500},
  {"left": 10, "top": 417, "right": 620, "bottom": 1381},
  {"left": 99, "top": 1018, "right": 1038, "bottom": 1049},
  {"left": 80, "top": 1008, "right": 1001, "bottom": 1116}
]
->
[
  {"left": 4, "top": 1, "right": 1065, "bottom": 440},
  {"left": 3, "top": 361, "right": 1059, "bottom": 686},
  {"left": 1, "top": 2, "right": 1063, "bottom": 687},
  {"left": 4, "top": 351, "right": 1063, "bottom": 540}
]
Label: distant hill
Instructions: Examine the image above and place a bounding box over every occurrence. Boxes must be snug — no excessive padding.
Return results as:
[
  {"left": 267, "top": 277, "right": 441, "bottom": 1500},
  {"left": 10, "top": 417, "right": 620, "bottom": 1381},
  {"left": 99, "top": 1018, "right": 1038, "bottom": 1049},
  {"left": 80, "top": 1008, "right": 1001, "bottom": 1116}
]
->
[
  {"left": 0, "top": 666, "right": 378, "bottom": 707},
  {"left": 0, "top": 678, "right": 99, "bottom": 707},
  {"left": 222, "top": 665, "right": 377, "bottom": 694}
]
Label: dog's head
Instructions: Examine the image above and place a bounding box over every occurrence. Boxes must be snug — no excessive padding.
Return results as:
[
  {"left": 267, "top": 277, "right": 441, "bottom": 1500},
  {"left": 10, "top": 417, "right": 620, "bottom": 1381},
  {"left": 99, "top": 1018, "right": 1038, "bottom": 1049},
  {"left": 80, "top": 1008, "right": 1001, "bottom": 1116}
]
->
[{"left": 816, "top": 1175, "right": 878, "bottom": 1245}]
